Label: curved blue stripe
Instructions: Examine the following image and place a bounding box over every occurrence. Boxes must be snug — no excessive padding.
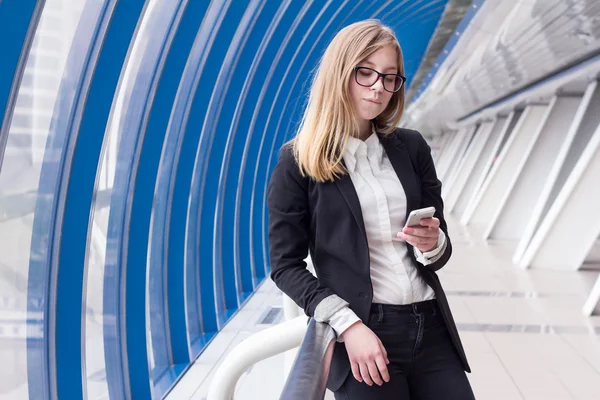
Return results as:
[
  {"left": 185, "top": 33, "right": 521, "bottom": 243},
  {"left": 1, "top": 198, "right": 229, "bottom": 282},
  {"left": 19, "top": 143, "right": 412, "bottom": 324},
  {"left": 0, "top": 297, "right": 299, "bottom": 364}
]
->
[
  {"left": 232, "top": 0, "right": 303, "bottom": 296},
  {"left": 184, "top": 0, "right": 250, "bottom": 329},
  {"left": 156, "top": 3, "right": 216, "bottom": 365},
  {"left": 149, "top": 2, "right": 214, "bottom": 362},
  {"left": 162, "top": 0, "right": 228, "bottom": 348},
  {"left": 238, "top": 0, "right": 314, "bottom": 290},
  {"left": 189, "top": 0, "right": 265, "bottom": 319},
  {"left": 217, "top": 1, "right": 290, "bottom": 302},
  {"left": 0, "top": 0, "right": 43, "bottom": 167},
  {"left": 98, "top": 1, "right": 187, "bottom": 399},
  {"left": 140, "top": 1, "right": 211, "bottom": 395},
  {"left": 55, "top": 1, "right": 146, "bottom": 399},
  {"left": 26, "top": 2, "right": 113, "bottom": 399}
]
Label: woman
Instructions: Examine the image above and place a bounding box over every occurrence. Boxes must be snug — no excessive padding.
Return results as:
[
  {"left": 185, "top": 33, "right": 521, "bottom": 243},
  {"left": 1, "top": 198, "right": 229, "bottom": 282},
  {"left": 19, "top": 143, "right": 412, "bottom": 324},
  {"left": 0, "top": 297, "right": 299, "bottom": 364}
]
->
[{"left": 267, "top": 20, "right": 475, "bottom": 399}]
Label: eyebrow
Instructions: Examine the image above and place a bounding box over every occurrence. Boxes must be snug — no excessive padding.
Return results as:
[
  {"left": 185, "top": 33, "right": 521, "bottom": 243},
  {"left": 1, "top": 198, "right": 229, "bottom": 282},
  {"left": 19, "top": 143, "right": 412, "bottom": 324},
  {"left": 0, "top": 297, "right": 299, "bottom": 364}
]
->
[{"left": 363, "top": 60, "right": 397, "bottom": 72}]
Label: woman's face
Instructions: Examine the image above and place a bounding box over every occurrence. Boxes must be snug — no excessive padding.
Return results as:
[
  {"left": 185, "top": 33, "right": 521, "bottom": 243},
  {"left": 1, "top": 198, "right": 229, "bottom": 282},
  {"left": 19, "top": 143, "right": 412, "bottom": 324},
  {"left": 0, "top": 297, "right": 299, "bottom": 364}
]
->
[{"left": 349, "top": 46, "right": 398, "bottom": 123}]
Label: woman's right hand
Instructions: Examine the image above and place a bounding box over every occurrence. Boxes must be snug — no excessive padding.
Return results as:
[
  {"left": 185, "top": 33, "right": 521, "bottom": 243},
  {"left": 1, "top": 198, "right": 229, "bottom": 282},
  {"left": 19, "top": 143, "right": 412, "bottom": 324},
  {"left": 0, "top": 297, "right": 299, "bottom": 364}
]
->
[{"left": 340, "top": 321, "right": 390, "bottom": 386}]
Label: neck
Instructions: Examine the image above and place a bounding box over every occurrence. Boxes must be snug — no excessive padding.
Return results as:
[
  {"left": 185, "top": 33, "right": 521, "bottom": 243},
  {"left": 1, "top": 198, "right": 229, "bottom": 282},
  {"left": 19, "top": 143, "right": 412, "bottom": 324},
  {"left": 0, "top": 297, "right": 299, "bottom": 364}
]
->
[{"left": 356, "top": 119, "right": 372, "bottom": 141}]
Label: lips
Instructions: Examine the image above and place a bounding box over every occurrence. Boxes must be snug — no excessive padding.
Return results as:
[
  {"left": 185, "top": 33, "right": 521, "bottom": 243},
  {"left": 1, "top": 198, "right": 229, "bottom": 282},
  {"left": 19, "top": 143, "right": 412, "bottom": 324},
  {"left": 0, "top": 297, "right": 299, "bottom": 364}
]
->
[{"left": 364, "top": 98, "right": 381, "bottom": 104}]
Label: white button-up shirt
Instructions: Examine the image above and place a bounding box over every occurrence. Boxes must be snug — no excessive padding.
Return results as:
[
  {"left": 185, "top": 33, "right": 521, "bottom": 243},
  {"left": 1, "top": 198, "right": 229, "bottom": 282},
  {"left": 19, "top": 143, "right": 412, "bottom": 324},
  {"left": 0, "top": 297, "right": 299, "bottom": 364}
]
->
[{"left": 317, "top": 126, "right": 447, "bottom": 338}]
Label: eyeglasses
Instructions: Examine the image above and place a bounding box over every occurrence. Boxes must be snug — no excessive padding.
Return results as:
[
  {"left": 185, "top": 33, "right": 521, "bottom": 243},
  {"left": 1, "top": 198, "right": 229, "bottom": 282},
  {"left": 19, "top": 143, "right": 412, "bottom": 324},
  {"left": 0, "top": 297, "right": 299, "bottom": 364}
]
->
[{"left": 354, "top": 66, "right": 406, "bottom": 93}]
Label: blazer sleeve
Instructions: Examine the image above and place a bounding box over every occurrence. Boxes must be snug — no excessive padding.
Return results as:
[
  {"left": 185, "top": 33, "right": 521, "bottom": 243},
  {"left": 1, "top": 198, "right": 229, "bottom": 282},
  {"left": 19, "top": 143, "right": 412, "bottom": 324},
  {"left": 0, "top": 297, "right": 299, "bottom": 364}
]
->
[
  {"left": 267, "top": 146, "right": 337, "bottom": 317},
  {"left": 410, "top": 130, "right": 453, "bottom": 272}
]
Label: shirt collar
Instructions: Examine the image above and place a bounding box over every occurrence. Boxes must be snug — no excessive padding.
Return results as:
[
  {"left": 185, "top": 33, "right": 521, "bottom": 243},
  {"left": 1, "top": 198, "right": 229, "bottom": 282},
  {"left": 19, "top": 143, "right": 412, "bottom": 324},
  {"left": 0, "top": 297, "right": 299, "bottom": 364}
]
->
[{"left": 343, "top": 124, "right": 383, "bottom": 173}]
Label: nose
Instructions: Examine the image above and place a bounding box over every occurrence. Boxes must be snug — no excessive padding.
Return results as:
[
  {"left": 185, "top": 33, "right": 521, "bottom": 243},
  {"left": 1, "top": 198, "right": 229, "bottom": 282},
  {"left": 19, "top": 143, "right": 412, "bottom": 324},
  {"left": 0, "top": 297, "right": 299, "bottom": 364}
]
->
[{"left": 371, "top": 76, "right": 384, "bottom": 91}]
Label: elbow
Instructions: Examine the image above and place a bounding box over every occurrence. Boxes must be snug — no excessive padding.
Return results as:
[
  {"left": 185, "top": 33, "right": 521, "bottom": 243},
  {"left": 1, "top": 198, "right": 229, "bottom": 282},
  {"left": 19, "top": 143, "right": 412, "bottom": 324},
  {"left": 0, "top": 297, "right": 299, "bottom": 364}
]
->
[{"left": 269, "top": 263, "right": 285, "bottom": 289}]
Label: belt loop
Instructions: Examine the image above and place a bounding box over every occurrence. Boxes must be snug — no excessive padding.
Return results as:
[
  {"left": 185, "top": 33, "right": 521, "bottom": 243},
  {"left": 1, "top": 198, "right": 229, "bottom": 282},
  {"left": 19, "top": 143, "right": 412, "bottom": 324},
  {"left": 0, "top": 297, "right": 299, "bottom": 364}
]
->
[{"left": 377, "top": 303, "right": 384, "bottom": 323}]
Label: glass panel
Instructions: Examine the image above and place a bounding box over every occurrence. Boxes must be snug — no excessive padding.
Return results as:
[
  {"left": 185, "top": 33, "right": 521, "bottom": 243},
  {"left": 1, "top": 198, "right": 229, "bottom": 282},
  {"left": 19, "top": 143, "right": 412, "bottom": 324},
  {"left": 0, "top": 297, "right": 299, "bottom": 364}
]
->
[
  {"left": 83, "top": 0, "right": 181, "bottom": 397},
  {"left": 0, "top": 0, "right": 104, "bottom": 399}
]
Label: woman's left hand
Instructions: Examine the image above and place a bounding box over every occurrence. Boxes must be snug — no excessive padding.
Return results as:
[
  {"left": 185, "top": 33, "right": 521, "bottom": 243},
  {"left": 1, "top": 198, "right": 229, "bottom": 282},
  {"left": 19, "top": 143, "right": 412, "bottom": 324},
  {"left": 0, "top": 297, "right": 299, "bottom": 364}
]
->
[{"left": 397, "top": 217, "right": 440, "bottom": 252}]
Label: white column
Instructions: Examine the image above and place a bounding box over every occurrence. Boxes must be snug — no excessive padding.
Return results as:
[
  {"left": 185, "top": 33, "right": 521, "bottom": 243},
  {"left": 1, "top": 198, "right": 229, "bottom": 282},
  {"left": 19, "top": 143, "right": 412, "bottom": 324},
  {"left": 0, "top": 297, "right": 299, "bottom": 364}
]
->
[
  {"left": 436, "top": 130, "right": 465, "bottom": 181},
  {"left": 461, "top": 110, "right": 523, "bottom": 226},
  {"left": 515, "top": 81, "right": 600, "bottom": 266},
  {"left": 430, "top": 134, "right": 448, "bottom": 163},
  {"left": 433, "top": 131, "right": 454, "bottom": 164},
  {"left": 485, "top": 96, "right": 581, "bottom": 259},
  {"left": 442, "top": 125, "right": 477, "bottom": 199},
  {"left": 482, "top": 104, "right": 550, "bottom": 240},
  {"left": 453, "top": 117, "right": 507, "bottom": 218},
  {"left": 519, "top": 88, "right": 600, "bottom": 271},
  {"left": 583, "top": 236, "right": 600, "bottom": 267},
  {"left": 583, "top": 276, "right": 600, "bottom": 316},
  {"left": 446, "top": 121, "right": 494, "bottom": 213}
]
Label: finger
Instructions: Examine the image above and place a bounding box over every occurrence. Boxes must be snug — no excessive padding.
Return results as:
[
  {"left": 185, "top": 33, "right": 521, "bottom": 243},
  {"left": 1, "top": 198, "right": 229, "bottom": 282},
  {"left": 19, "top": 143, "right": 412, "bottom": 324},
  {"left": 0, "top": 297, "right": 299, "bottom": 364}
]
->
[
  {"left": 419, "top": 217, "right": 440, "bottom": 228},
  {"left": 401, "top": 233, "right": 434, "bottom": 247},
  {"left": 350, "top": 361, "right": 362, "bottom": 383},
  {"left": 359, "top": 362, "right": 373, "bottom": 386},
  {"left": 398, "top": 233, "right": 419, "bottom": 248},
  {"left": 375, "top": 356, "right": 390, "bottom": 383},
  {"left": 367, "top": 360, "right": 384, "bottom": 386},
  {"left": 378, "top": 341, "right": 390, "bottom": 364},
  {"left": 398, "top": 232, "right": 427, "bottom": 242},
  {"left": 405, "top": 236, "right": 437, "bottom": 252},
  {"left": 403, "top": 227, "right": 438, "bottom": 238}
]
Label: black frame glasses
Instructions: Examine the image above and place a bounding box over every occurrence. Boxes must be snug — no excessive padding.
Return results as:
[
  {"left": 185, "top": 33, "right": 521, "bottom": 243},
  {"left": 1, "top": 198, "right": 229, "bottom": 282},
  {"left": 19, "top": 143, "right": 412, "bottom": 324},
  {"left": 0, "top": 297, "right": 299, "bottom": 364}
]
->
[{"left": 354, "top": 66, "right": 406, "bottom": 93}]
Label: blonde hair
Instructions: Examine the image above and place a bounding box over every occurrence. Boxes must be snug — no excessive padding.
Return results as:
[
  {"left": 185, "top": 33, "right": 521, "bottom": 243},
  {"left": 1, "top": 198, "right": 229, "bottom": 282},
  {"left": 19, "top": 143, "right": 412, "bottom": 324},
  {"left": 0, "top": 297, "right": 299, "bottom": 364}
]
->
[{"left": 291, "top": 19, "right": 405, "bottom": 182}]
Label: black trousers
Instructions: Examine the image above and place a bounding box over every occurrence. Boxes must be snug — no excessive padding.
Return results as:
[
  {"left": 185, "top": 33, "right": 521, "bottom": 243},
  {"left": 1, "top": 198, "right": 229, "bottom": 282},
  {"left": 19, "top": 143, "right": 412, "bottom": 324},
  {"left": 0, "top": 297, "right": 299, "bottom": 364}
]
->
[{"left": 334, "top": 300, "right": 476, "bottom": 400}]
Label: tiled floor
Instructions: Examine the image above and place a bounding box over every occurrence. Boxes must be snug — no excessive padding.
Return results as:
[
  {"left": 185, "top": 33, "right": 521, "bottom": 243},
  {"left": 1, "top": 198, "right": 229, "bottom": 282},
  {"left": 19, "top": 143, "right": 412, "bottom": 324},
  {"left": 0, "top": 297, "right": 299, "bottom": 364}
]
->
[{"left": 167, "top": 216, "right": 600, "bottom": 400}]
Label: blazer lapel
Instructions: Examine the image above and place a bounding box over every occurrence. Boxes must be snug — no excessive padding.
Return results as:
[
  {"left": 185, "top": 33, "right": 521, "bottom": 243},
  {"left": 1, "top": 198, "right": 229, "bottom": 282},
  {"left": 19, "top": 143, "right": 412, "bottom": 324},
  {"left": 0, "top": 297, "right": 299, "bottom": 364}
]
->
[
  {"left": 334, "top": 163, "right": 367, "bottom": 240},
  {"left": 378, "top": 132, "right": 420, "bottom": 217}
]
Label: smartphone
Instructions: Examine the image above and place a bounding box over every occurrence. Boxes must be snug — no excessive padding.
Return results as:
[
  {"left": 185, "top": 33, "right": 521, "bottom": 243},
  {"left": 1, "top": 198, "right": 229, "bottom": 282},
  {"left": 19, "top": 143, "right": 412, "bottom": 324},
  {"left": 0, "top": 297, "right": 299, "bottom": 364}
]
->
[{"left": 404, "top": 206, "right": 436, "bottom": 228}]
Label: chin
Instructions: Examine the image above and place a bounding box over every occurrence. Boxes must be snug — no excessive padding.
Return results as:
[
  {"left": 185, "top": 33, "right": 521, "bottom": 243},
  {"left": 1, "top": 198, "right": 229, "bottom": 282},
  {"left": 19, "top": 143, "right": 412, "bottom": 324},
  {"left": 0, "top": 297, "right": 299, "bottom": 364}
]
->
[{"left": 360, "top": 111, "right": 382, "bottom": 121}]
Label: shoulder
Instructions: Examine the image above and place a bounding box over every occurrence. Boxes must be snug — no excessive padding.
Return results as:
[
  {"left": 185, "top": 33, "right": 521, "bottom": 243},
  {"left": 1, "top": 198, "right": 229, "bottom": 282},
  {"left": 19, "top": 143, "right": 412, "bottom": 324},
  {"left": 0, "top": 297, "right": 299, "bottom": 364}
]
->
[
  {"left": 394, "top": 127, "right": 427, "bottom": 145},
  {"left": 277, "top": 141, "right": 295, "bottom": 162},
  {"left": 386, "top": 127, "right": 429, "bottom": 153},
  {"left": 274, "top": 142, "right": 300, "bottom": 172},
  {"left": 271, "top": 142, "right": 308, "bottom": 187}
]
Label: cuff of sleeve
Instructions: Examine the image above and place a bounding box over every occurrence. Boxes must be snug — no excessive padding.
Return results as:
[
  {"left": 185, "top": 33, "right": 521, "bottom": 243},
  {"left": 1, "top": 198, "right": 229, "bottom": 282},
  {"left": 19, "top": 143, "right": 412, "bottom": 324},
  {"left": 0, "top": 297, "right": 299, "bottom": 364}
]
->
[
  {"left": 328, "top": 307, "right": 361, "bottom": 343},
  {"left": 414, "top": 230, "right": 447, "bottom": 266},
  {"left": 313, "top": 294, "right": 350, "bottom": 323}
]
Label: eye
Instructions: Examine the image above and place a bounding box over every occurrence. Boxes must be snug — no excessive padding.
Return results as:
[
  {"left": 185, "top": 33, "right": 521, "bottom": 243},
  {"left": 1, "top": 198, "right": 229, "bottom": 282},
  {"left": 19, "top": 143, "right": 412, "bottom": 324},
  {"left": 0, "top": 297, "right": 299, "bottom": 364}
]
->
[{"left": 359, "top": 70, "right": 374, "bottom": 77}]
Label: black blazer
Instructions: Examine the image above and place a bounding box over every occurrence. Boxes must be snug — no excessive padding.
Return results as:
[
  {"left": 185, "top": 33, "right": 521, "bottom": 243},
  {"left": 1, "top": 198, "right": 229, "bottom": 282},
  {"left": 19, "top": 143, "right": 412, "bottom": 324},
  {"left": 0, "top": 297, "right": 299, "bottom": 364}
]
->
[{"left": 267, "top": 127, "right": 470, "bottom": 392}]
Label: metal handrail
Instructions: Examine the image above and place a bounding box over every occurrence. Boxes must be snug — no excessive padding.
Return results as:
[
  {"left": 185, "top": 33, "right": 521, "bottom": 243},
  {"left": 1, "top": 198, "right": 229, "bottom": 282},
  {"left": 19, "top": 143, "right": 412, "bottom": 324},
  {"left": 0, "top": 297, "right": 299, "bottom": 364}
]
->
[
  {"left": 207, "top": 316, "right": 308, "bottom": 400},
  {"left": 279, "top": 318, "right": 336, "bottom": 400}
]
